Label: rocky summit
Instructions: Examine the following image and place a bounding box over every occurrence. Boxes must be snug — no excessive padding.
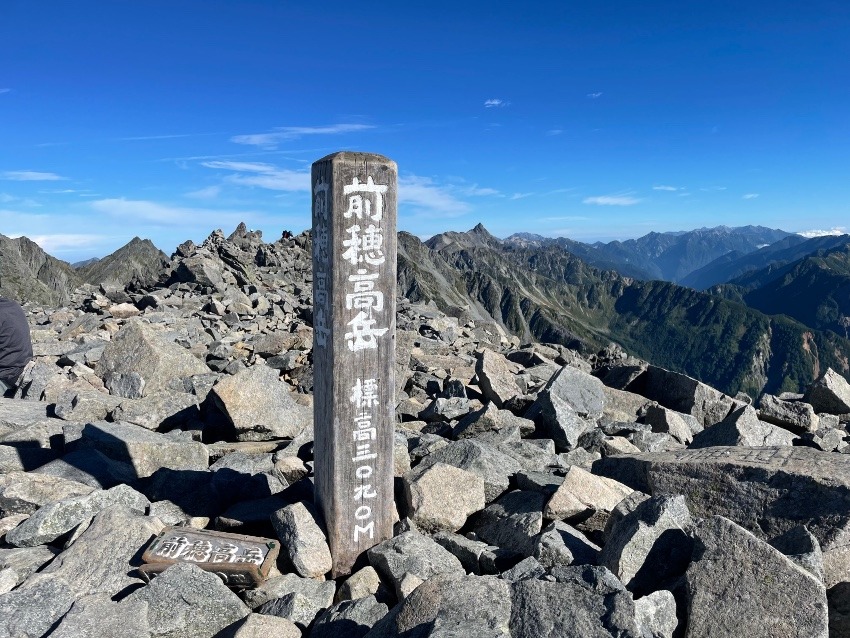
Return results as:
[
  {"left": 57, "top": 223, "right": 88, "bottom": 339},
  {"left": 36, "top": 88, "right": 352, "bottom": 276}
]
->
[{"left": 1, "top": 223, "right": 850, "bottom": 637}]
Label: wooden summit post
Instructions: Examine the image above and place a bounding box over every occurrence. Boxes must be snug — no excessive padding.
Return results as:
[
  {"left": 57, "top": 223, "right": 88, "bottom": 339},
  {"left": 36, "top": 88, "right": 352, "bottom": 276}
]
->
[{"left": 311, "top": 152, "right": 397, "bottom": 576}]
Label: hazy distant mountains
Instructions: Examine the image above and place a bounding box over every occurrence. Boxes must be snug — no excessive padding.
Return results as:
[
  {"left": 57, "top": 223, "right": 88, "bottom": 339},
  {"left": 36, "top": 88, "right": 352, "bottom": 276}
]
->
[
  {"left": 0, "top": 233, "right": 168, "bottom": 306},
  {"left": 402, "top": 224, "right": 850, "bottom": 397},
  {"left": 506, "top": 225, "right": 793, "bottom": 283},
  {"left": 3, "top": 222, "right": 850, "bottom": 398}
]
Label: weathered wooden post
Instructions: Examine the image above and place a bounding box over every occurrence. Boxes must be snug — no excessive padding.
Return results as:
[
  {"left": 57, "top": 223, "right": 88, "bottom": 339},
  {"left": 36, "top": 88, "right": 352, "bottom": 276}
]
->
[{"left": 311, "top": 152, "right": 397, "bottom": 576}]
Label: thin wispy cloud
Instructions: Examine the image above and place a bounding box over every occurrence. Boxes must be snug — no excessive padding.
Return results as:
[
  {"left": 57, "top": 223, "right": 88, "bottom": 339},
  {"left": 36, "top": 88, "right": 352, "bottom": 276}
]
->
[
  {"left": 583, "top": 194, "right": 641, "bottom": 206},
  {"left": 484, "top": 99, "right": 508, "bottom": 108},
  {"left": 0, "top": 88, "right": 10, "bottom": 95},
  {"left": 231, "top": 124, "right": 374, "bottom": 148},
  {"left": 653, "top": 185, "right": 681, "bottom": 192},
  {"left": 547, "top": 129, "right": 564, "bottom": 136},
  {"left": 2, "top": 170, "right": 67, "bottom": 181},
  {"left": 90, "top": 198, "right": 269, "bottom": 228},
  {"left": 510, "top": 192, "right": 534, "bottom": 200},
  {"left": 742, "top": 193, "right": 759, "bottom": 200},
  {"left": 119, "top": 132, "right": 221, "bottom": 141},
  {"left": 399, "top": 175, "right": 471, "bottom": 217},
  {"left": 201, "top": 160, "right": 311, "bottom": 191},
  {"left": 29, "top": 234, "right": 106, "bottom": 253},
  {"left": 185, "top": 185, "right": 221, "bottom": 199},
  {"left": 798, "top": 227, "right": 848, "bottom": 238},
  {"left": 461, "top": 184, "right": 500, "bottom": 197},
  {"left": 587, "top": 92, "right": 603, "bottom": 99},
  {"left": 700, "top": 186, "right": 727, "bottom": 192}
]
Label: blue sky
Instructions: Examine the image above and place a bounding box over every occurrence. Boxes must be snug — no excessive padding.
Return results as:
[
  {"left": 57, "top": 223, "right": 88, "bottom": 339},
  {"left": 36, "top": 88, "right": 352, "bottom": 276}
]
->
[{"left": 1, "top": 1, "right": 849, "bottom": 262}]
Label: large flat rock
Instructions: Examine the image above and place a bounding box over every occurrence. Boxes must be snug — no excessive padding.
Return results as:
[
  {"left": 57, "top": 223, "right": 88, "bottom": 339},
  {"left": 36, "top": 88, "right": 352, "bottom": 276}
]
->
[{"left": 594, "top": 446, "right": 850, "bottom": 544}]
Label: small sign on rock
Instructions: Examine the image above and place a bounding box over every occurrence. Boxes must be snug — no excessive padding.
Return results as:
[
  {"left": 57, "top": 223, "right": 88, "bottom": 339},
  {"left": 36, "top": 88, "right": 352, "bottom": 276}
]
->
[{"left": 139, "top": 526, "right": 279, "bottom": 588}]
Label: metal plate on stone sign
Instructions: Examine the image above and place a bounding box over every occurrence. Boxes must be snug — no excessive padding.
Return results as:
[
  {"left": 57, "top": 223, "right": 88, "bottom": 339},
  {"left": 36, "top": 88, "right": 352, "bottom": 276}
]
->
[{"left": 139, "top": 526, "right": 279, "bottom": 588}]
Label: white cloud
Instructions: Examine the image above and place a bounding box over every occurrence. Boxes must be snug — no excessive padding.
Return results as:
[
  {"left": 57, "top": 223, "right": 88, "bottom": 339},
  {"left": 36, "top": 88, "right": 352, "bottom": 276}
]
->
[
  {"left": 587, "top": 92, "right": 603, "bottom": 99},
  {"left": 547, "top": 129, "right": 564, "bottom": 136},
  {"left": 201, "top": 161, "right": 277, "bottom": 172},
  {"left": 28, "top": 234, "right": 106, "bottom": 253},
  {"left": 201, "top": 160, "right": 310, "bottom": 191},
  {"left": 230, "top": 123, "right": 374, "bottom": 148},
  {"left": 90, "top": 198, "right": 268, "bottom": 227},
  {"left": 700, "top": 186, "right": 727, "bottom": 191},
  {"left": 798, "top": 227, "right": 848, "bottom": 238},
  {"left": 484, "top": 99, "right": 508, "bottom": 108},
  {"left": 0, "top": 193, "right": 15, "bottom": 203},
  {"left": 185, "top": 185, "right": 221, "bottom": 199},
  {"left": 461, "top": 184, "right": 500, "bottom": 197},
  {"left": 399, "top": 175, "right": 471, "bottom": 216},
  {"left": 510, "top": 192, "right": 534, "bottom": 200},
  {"left": 742, "top": 193, "right": 759, "bottom": 199},
  {"left": 653, "top": 185, "right": 680, "bottom": 191},
  {"left": 0, "top": 88, "right": 10, "bottom": 95},
  {"left": 2, "top": 170, "right": 67, "bottom": 181},
  {"left": 583, "top": 195, "right": 641, "bottom": 206}
]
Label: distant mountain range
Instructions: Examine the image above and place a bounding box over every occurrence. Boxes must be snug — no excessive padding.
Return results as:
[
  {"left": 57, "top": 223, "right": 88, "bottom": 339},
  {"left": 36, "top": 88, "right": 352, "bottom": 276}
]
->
[
  {"left": 0, "top": 233, "right": 168, "bottom": 306},
  {"left": 505, "top": 225, "right": 793, "bottom": 282},
  {"left": 3, "top": 223, "right": 849, "bottom": 398}
]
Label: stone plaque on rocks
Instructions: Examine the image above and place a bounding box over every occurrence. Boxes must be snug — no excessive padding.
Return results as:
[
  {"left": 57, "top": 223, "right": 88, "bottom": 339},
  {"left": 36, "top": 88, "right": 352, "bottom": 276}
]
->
[
  {"left": 312, "top": 152, "right": 397, "bottom": 576},
  {"left": 139, "top": 526, "right": 279, "bottom": 588}
]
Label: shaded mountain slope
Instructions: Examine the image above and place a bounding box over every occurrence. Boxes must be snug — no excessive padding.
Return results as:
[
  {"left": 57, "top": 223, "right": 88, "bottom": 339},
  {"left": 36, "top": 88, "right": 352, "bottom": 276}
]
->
[
  {"left": 409, "top": 226, "right": 850, "bottom": 397},
  {"left": 78, "top": 237, "right": 170, "bottom": 288},
  {"left": 0, "top": 233, "right": 81, "bottom": 306},
  {"left": 682, "top": 234, "right": 849, "bottom": 290}
]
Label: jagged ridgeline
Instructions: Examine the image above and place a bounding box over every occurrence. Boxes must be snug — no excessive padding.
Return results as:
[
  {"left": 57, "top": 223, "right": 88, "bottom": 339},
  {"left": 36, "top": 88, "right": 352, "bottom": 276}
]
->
[
  {"left": 3, "top": 223, "right": 850, "bottom": 398},
  {"left": 0, "top": 233, "right": 168, "bottom": 306},
  {"left": 399, "top": 224, "right": 850, "bottom": 397}
]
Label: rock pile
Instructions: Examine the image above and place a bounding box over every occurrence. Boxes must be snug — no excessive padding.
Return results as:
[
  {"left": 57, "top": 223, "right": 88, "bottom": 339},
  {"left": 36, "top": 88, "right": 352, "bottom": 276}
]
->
[{"left": 1, "top": 223, "right": 849, "bottom": 637}]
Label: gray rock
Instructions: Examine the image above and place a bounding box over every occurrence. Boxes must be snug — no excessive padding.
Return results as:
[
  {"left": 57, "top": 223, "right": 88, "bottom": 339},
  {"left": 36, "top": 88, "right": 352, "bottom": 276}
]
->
[
  {"left": 111, "top": 392, "right": 200, "bottom": 431},
  {"left": 593, "top": 446, "right": 850, "bottom": 545},
  {"left": 243, "top": 572, "right": 336, "bottom": 611},
  {"left": 758, "top": 393, "right": 819, "bottom": 433},
  {"left": 0, "top": 568, "right": 16, "bottom": 595},
  {"left": 474, "top": 490, "right": 546, "bottom": 557},
  {"left": 125, "top": 562, "right": 250, "bottom": 638},
  {"left": 211, "top": 363, "right": 311, "bottom": 441},
  {"left": 543, "top": 465, "right": 633, "bottom": 521},
  {"left": 270, "top": 501, "right": 332, "bottom": 579},
  {"left": 0, "top": 471, "right": 95, "bottom": 517},
  {"left": 509, "top": 577, "right": 640, "bottom": 637},
  {"left": 32, "top": 447, "right": 136, "bottom": 489},
  {"left": 47, "top": 592, "right": 150, "bottom": 638},
  {"left": 500, "top": 556, "right": 546, "bottom": 582},
  {"left": 0, "top": 547, "right": 58, "bottom": 585},
  {"left": 403, "top": 462, "right": 485, "bottom": 533},
  {"left": 432, "top": 531, "right": 499, "bottom": 575},
  {"left": 770, "top": 525, "right": 825, "bottom": 582},
  {"left": 77, "top": 420, "right": 209, "bottom": 478},
  {"left": 0, "top": 575, "right": 76, "bottom": 638},
  {"left": 54, "top": 388, "right": 122, "bottom": 423},
  {"left": 311, "top": 595, "right": 389, "bottom": 638},
  {"left": 644, "top": 405, "right": 700, "bottom": 445},
  {"left": 367, "top": 530, "right": 464, "bottom": 599},
  {"left": 634, "top": 590, "right": 678, "bottom": 638},
  {"left": 497, "top": 439, "right": 562, "bottom": 473},
  {"left": 525, "top": 366, "right": 604, "bottom": 451},
  {"left": 453, "top": 402, "right": 534, "bottom": 440},
  {"left": 599, "top": 495, "right": 693, "bottom": 596},
  {"left": 104, "top": 371, "right": 146, "bottom": 399},
  {"left": 37, "top": 505, "right": 163, "bottom": 598},
  {"left": 476, "top": 348, "right": 521, "bottom": 408},
  {"left": 217, "top": 614, "right": 301, "bottom": 638},
  {"left": 641, "top": 365, "right": 736, "bottom": 427},
  {"left": 365, "top": 572, "right": 512, "bottom": 638},
  {"left": 5, "top": 484, "right": 149, "bottom": 547},
  {"left": 0, "top": 443, "right": 57, "bottom": 473},
  {"left": 804, "top": 368, "right": 850, "bottom": 415},
  {"left": 413, "top": 438, "right": 522, "bottom": 503},
  {"left": 689, "top": 405, "right": 795, "bottom": 448},
  {"left": 98, "top": 320, "right": 210, "bottom": 395},
  {"left": 0, "top": 398, "right": 52, "bottom": 433},
  {"left": 534, "top": 520, "right": 600, "bottom": 568},
  {"left": 337, "top": 565, "right": 382, "bottom": 602},
  {"left": 684, "top": 516, "right": 828, "bottom": 638}
]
